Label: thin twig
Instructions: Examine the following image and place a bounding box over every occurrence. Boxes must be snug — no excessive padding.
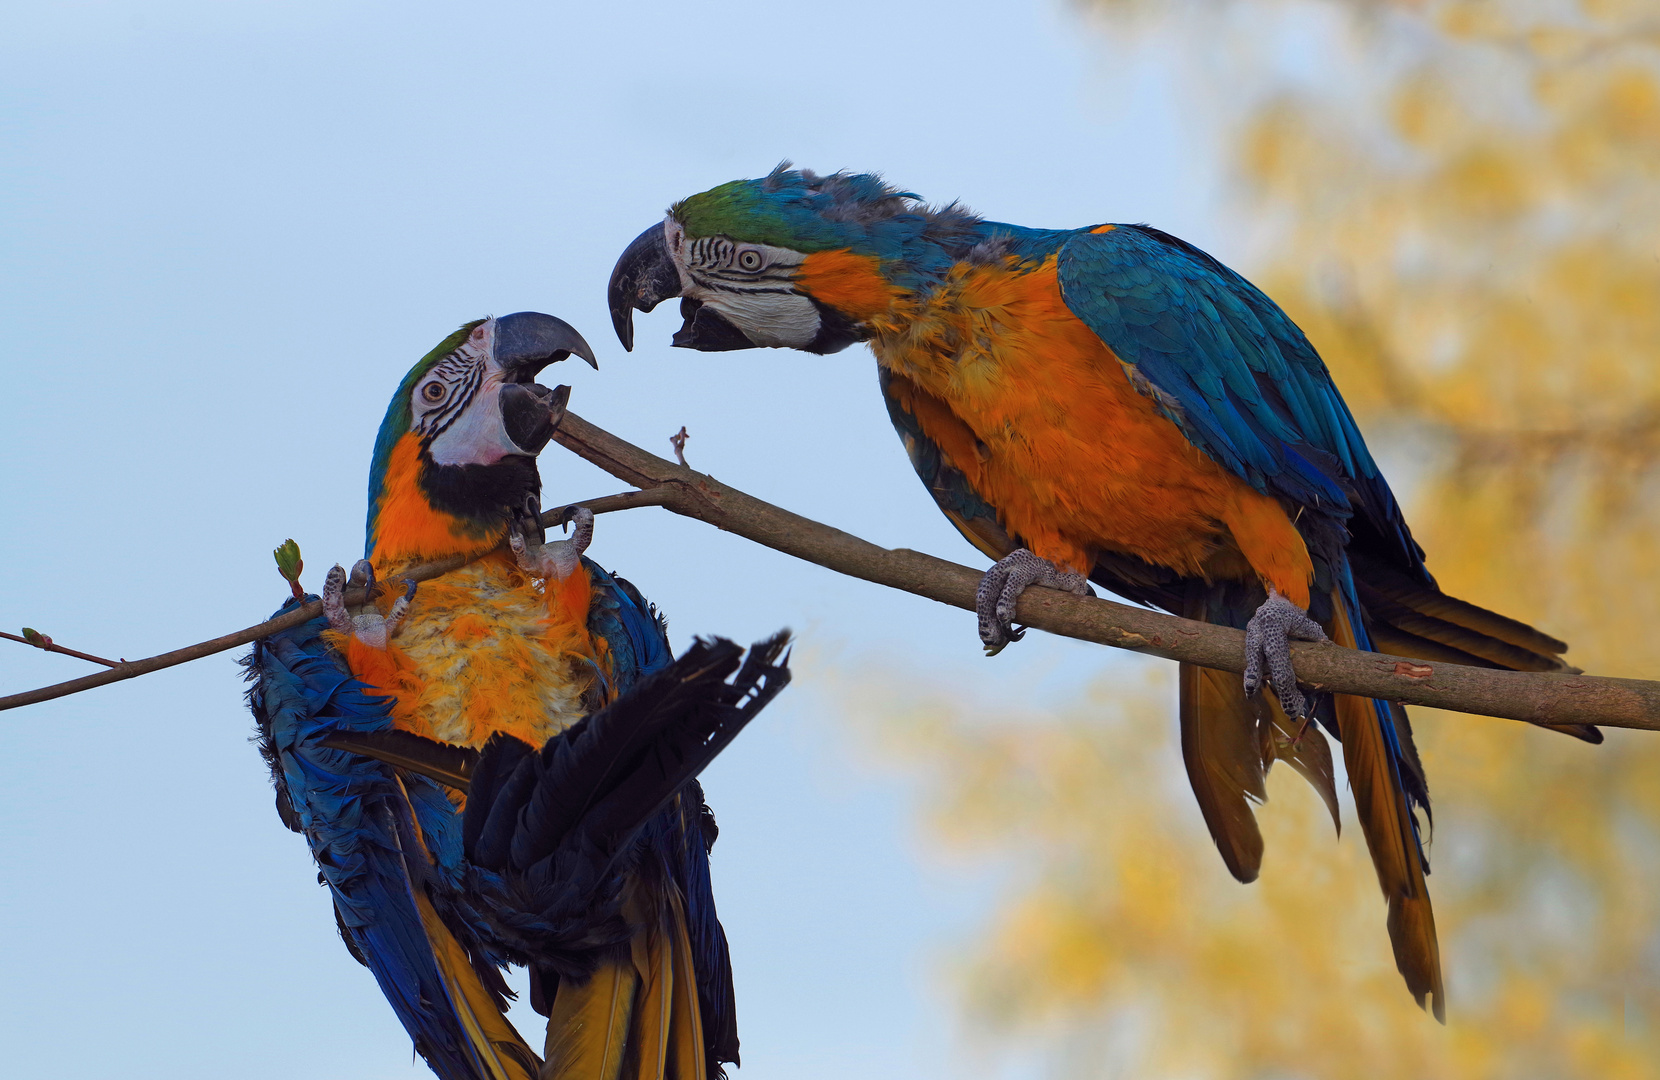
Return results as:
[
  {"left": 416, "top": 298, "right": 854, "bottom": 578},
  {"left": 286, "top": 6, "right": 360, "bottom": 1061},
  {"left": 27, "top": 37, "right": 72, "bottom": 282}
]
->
[
  {"left": 4, "top": 413, "right": 1660, "bottom": 732},
  {"left": 0, "top": 490, "right": 655, "bottom": 712},
  {"left": 550, "top": 486, "right": 672, "bottom": 524},
  {"left": 0, "top": 630, "right": 123, "bottom": 668}
]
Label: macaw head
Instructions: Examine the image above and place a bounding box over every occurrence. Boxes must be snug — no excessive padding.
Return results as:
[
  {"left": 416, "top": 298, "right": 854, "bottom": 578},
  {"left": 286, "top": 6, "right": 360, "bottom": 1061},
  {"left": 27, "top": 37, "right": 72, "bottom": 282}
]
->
[
  {"left": 608, "top": 165, "right": 981, "bottom": 356},
  {"left": 365, "top": 311, "right": 596, "bottom": 564}
]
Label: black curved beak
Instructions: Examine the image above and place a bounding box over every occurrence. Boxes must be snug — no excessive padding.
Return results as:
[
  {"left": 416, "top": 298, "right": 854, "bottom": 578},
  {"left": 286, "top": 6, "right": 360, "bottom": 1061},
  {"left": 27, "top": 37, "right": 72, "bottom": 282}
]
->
[
  {"left": 494, "top": 311, "right": 598, "bottom": 375},
  {"left": 608, "top": 222, "right": 684, "bottom": 352},
  {"left": 500, "top": 382, "right": 570, "bottom": 455}
]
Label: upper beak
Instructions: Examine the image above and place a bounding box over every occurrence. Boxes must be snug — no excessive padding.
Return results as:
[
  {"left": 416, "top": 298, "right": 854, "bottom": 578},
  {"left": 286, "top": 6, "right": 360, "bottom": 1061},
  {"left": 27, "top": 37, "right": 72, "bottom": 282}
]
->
[
  {"left": 608, "top": 221, "right": 683, "bottom": 352},
  {"left": 494, "top": 311, "right": 599, "bottom": 375}
]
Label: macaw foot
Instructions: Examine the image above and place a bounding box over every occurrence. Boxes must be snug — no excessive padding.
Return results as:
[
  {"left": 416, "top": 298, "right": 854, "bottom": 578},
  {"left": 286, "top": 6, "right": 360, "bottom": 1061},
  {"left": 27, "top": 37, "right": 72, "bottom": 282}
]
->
[
  {"left": 1243, "top": 587, "right": 1329, "bottom": 720},
  {"left": 323, "top": 559, "right": 416, "bottom": 650},
  {"left": 510, "top": 506, "right": 593, "bottom": 582},
  {"left": 977, "top": 548, "right": 1092, "bottom": 657}
]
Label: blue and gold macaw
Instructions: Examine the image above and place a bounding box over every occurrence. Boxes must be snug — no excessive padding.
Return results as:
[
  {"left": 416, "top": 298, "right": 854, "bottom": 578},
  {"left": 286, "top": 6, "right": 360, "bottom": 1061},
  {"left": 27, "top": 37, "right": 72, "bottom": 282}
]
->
[
  {"left": 247, "top": 312, "right": 789, "bottom": 1079},
  {"left": 608, "top": 167, "right": 1595, "bottom": 1020}
]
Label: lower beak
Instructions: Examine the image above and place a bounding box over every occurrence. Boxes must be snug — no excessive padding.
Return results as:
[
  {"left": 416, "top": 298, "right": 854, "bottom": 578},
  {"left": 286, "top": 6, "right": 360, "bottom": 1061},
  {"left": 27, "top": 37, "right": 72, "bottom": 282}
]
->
[
  {"left": 609, "top": 221, "right": 684, "bottom": 352},
  {"left": 500, "top": 382, "right": 570, "bottom": 455},
  {"left": 670, "top": 298, "right": 756, "bottom": 351}
]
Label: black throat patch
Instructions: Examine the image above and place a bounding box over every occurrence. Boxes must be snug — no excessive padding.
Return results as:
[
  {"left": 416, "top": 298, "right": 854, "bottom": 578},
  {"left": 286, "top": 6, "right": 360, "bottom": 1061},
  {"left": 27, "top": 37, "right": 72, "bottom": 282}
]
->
[{"left": 416, "top": 447, "right": 542, "bottom": 537}]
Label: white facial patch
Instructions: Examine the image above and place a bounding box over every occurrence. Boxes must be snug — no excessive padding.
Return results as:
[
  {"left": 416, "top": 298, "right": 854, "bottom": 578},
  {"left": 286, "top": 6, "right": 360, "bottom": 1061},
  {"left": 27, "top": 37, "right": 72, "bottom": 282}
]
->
[
  {"left": 426, "top": 382, "right": 523, "bottom": 466},
  {"left": 663, "top": 218, "right": 691, "bottom": 290},
  {"left": 671, "top": 224, "right": 823, "bottom": 348},
  {"left": 411, "top": 318, "right": 526, "bottom": 466},
  {"left": 707, "top": 289, "right": 823, "bottom": 348}
]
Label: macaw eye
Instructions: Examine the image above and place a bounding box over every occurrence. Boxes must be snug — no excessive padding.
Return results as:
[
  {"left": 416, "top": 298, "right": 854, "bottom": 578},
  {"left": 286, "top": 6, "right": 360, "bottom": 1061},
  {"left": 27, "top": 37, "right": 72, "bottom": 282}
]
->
[
  {"left": 736, "top": 249, "right": 764, "bottom": 272},
  {"left": 421, "top": 382, "right": 446, "bottom": 403}
]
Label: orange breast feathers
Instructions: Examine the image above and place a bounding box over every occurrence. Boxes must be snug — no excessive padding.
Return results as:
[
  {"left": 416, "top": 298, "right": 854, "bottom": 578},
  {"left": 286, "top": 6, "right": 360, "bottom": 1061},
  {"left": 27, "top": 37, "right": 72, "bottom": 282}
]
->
[
  {"left": 871, "top": 255, "right": 1314, "bottom": 607},
  {"left": 369, "top": 433, "right": 508, "bottom": 567},
  {"left": 332, "top": 552, "right": 608, "bottom": 751}
]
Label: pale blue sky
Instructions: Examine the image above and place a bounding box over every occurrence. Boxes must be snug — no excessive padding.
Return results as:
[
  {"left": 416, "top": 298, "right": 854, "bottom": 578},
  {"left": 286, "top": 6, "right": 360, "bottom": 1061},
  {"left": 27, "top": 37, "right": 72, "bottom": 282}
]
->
[{"left": 0, "top": 2, "right": 1227, "bottom": 1077}]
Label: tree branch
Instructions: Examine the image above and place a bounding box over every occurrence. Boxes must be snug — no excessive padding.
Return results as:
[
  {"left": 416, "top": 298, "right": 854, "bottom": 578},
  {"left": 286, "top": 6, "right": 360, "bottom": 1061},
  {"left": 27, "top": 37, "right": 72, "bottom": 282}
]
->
[
  {"left": 4, "top": 412, "right": 1658, "bottom": 733},
  {"left": 548, "top": 411, "right": 1660, "bottom": 734}
]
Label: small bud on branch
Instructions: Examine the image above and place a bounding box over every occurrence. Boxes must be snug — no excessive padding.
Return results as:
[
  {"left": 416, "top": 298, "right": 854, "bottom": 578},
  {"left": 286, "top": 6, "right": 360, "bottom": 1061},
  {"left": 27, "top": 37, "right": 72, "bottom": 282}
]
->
[
  {"left": 2, "top": 628, "right": 122, "bottom": 668},
  {"left": 273, "top": 539, "right": 304, "bottom": 599}
]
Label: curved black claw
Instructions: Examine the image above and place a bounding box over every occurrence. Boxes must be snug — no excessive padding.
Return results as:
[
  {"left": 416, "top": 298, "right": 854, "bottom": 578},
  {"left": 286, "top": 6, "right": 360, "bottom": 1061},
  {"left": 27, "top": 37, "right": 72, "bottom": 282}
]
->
[
  {"left": 509, "top": 506, "right": 594, "bottom": 581},
  {"left": 976, "top": 549, "right": 1092, "bottom": 656},
  {"left": 1243, "top": 588, "right": 1329, "bottom": 719},
  {"left": 321, "top": 562, "right": 414, "bottom": 649},
  {"left": 382, "top": 579, "right": 418, "bottom": 639}
]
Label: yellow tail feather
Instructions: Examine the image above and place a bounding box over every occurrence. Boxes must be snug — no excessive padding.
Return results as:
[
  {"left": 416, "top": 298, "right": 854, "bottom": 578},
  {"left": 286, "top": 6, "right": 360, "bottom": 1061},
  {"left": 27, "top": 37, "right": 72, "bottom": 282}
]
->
[
  {"left": 541, "top": 879, "right": 708, "bottom": 1080},
  {"left": 390, "top": 775, "right": 540, "bottom": 1079},
  {"left": 543, "top": 961, "right": 639, "bottom": 1080},
  {"left": 1330, "top": 601, "right": 1446, "bottom": 1022},
  {"left": 628, "top": 898, "right": 673, "bottom": 1080},
  {"left": 1259, "top": 693, "right": 1341, "bottom": 837},
  {"left": 1178, "top": 661, "right": 1266, "bottom": 883},
  {"left": 413, "top": 892, "right": 542, "bottom": 1080},
  {"left": 665, "top": 889, "right": 708, "bottom": 1080},
  {"left": 1178, "top": 658, "right": 1343, "bottom": 881}
]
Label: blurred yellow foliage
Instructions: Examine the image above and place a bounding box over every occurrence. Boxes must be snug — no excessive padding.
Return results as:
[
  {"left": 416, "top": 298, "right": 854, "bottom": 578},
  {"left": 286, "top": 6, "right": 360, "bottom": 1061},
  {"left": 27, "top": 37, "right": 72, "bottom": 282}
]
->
[
  {"left": 861, "top": 662, "right": 1660, "bottom": 1077},
  {"left": 1239, "top": 0, "right": 1660, "bottom": 670},
  {"left": 861, "top": 0, "right": 1660, "bottom": 1074}
]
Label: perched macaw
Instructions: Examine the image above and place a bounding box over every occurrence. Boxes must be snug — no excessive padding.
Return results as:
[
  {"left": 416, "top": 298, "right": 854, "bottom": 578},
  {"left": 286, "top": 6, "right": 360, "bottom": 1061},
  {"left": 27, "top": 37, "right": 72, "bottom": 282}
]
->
[
  {"left": 246, "top": 311, "right": 789, "bottom": 1080},
  {"left": 608, "top": 167, "right": 1595, "bottom": 1020}
]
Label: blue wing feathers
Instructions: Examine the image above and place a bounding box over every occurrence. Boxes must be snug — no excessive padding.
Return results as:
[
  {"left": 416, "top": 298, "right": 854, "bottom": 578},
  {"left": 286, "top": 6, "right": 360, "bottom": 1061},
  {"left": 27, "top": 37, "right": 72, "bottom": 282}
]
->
[
  {"left": 248, "top": 598, "right": 498, "bottom": 1080},
  {"left": 253, "top": 560, "right": 748, "bottom": 1078},
  {"left": 1056, "top": 223, "right": 1433, "bottom": 580},
  {"left": 1050, "top": 223, "right": 1437, "bottom": 875},
  {"left": 585, "top": 558, "right": 674, "bottom": 688}
]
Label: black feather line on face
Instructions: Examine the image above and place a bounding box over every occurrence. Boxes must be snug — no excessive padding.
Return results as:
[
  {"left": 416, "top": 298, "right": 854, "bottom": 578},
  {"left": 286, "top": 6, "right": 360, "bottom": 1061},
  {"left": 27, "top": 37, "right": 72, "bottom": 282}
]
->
[
  {"left": 416, "top": 446, "right": 541, "bottom": 535},
  {"left": 413, "top": 356, "right": 484, "bottom": 439}
]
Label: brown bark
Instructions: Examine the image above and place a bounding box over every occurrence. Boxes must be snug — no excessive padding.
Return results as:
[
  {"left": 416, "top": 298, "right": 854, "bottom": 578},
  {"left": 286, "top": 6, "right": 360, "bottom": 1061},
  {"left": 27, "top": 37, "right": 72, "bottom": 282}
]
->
[{"left": 547, "top": 411, "right": 1657, "bottom": 733}]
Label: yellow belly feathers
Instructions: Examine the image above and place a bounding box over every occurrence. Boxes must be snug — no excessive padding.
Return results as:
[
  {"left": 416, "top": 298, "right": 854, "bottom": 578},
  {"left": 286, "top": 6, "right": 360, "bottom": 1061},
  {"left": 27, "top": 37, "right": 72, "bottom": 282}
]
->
[{"left": 333, "top": 551, "right": 605, "bottom": 749}]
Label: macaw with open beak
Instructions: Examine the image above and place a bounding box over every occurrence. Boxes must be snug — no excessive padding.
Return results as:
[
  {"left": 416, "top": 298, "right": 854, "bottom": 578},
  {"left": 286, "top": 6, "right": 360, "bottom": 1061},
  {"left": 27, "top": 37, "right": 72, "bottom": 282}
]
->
[
  {"left": 249, "top": 311, "right": 788, "bottom": 1079},
  {"left": 609, "top": 166, "right": 1596, "bottom": 1021}
]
